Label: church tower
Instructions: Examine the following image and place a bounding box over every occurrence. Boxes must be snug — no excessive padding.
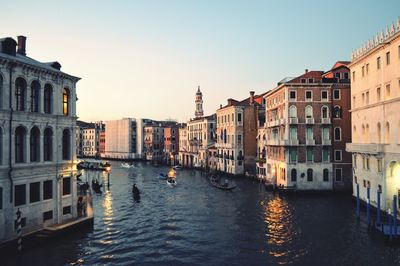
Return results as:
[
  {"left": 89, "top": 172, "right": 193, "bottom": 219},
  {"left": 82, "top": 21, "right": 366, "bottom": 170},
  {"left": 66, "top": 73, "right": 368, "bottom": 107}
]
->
[{"left": 195, "top": 85, "right": 204, "bottom": 118}]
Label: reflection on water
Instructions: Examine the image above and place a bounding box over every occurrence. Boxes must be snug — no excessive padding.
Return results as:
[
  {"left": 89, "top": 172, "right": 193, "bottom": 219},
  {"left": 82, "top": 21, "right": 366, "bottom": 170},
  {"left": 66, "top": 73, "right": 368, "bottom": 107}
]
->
[{"left": 4, "top": 162, "right": 400, "bottom": 266}]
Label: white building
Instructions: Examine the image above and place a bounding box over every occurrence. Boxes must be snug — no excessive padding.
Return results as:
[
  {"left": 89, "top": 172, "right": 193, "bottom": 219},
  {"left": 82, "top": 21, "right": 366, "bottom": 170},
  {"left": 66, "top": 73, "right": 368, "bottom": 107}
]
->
[
  {"left": 0, "top": 36, "right": 81, "bottom": 244},
  {"left": 104, "top": 118, "right": 137, "bottom": 159},
  {"left": 346, "top": 18, "right": 400, "bottom": 212},
  {"left": 81, "top": 122, "right": 103, "bottom": 157}
]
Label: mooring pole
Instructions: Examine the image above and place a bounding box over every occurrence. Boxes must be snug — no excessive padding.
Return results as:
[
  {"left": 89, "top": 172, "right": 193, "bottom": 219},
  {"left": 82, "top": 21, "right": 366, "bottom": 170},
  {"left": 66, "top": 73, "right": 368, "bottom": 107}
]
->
[
  {"left": 16, "top": 208, "right": 22, "bottom": 252},
  {"left": 367, "top": 187, "right": 371, "bottom": 228},
  {"left": 377, "top": 190, "right": 381, "bottom": 226},
  {"left": 394, "top": 195, "right": 397, "bottom": 237},
  {"left": 356, "top": 183, "right": 360, "bottom": 219}
]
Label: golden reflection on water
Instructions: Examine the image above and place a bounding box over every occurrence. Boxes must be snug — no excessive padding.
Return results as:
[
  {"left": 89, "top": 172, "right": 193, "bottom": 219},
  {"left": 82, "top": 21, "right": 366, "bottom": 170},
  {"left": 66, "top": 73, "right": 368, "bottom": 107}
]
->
[
  {"left": 102, "top": 190, "right": 114, "bottom": 244},
  {"left": 264, "top": 196, "right": 296, "bottom": 259}
]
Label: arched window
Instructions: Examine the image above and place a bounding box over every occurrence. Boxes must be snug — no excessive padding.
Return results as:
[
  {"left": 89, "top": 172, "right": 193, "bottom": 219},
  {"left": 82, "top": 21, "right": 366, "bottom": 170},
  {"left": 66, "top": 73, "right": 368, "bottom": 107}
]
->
[
  {"left": 307, "top": 168, "right": 313, "bottom": 181},
  {"left": 44, "top": 84, "right": 52, "bottom": 114},
  {"left": 321, "top": 106, "right": 329, "bottom": 119},
  {"left": 62, "top": 129, "right": 71, "bottom": 160},
  {"left": 30, "top": 126, "right": 40, "bottom": 162},
  {"left": 63, "top": 88, "right": 70, "bottom": 116},
  {"left": 366, "top": 124, "right": 370, "bottom": 142},
  {"left": 362, "top": 124, "right": 366, "bottom": 143},
  {"left": 385, "top": 122, "right": 390, "bottom": 143},
  {"left": 15, "top": 126, "right": 26, "bottom": 163},
  {"left": 15, "top": 77, "right": 27, "bottom": 111},
  {"left": 323, "top": 169, "right": 329, "bottom": 182},
  {"left": 353, "top": 126, "right": 357, "bottom": 142},
  {"left": 334, "top": 127, "right": 341, "bottom": 141},
  {"left": 223, "top": 129, "right": 227, "bottom": 144},
  {"left": 30, "top": 80, "right": 40, "bottom": 112},
  {"left": 333, "top": 106, "right": 342, "bottom": 118},
  {"left": 377, "top": 123, "right": 381, "bottom": 144},
  {"left": 305, "top": 105, "right": 313, "bottom": 118},
  {"left": 291, "top": 169, "right": 297, "bottom": 182},
  {"left": 289, "top": 105, "right": 297, "bottom": 118},
  {"left": 44, "top": 128, "right": 53, "bottom": 161}
]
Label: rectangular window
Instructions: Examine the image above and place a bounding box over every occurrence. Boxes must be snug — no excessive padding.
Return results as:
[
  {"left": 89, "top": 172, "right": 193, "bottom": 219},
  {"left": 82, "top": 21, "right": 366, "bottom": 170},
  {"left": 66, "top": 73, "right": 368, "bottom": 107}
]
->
[
  {"left": 386, "top": 51, "right": 390, "bottom": 65},
  {"left": 322, "top": 148, "right": 329, "bottom": 162},
  {"left": 335, "top": 168, "right": 343, "bottom": 182},
  {"left": 238, "top": 135, "right": 242, "bottom": 145},
  {"left": 62, "top": 177, "right": 71, "bottom": 196},
  {"left": 308, "top": 78, "right": 314, "bottom": 83},
  {"left": 352, "top": 71, "right": 355, "bottom": 82},
  {"left": 238, "top": 113, "right": 242, "bottom": 123},
  {"left": 333, "top": 89, "right": 340, "bottom": 100},
  {"left": 43, "top": 210, "right": 53, "bottom": 222},
  {"left": 306, "top": 148, "right": 313, "bottom": 162},
  {"left": 290, "top": 149, "right": 297, "bottom": 162},
  {"left": 366, "top": 64, "right": 369, "bottom": 75},
  {"left": 377, "top": 57, "right": 381, "bottom": 69},
  {"left": 366, "top": 91, "right": 369, "bottom": 105},
  {"left": 321, "top": 91, "right": 328, "bottom": 101},
  {"left": 334, "top": 150, "right": 342, "bottom": 161},
  {"left": 289, "top": 91, "right": 296, "bottom": 100},
  {"left": 301, "top": 78, "right": 306, "bottom": 83},
  {"left": 29, "top": 182, "right": 40, "bottom": 203},
  {"left": 15, "top": 184, "right": 26, "bottom": 206},
  {"left": 377, "top": 159, "right": 382, "bottom": 173},
  {"left": 362, "top": 66, "right": 365, "bottom": 77},
  {"left": 306, "top": 127, "right": 313, "bottom": 139},
  {"left": 63, "top": 206, "right": 71, "bottom": 215},
  {"left": 305, "top": 91, "right": 312, "bottom": 101},
  {"left": 386, "top": 84, "right": 391, "bottom": 100},
  {"left": 366, "top": 157, "right": 370, "bottom": 170}
]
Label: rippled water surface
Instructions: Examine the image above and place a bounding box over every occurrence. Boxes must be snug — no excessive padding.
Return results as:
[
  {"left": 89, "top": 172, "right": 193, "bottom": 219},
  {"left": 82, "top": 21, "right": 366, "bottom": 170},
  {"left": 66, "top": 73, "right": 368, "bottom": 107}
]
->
[{"left": 4, "top": 161, "right": 400, "bottom": 265}]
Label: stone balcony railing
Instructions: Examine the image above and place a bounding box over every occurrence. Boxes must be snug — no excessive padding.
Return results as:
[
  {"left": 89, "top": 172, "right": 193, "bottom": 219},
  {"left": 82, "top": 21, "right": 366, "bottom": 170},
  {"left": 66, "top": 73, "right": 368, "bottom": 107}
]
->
[
  {"left": 306, "top": 139, "right": 316, "bottom": 146},
  {"left": 289, "top": 117, "right": 298, "bottom": 124},
  {"left": 322, "top": 139, "right": 332, "bottom": 146},
  {"left": 346, "top": 143, "right": 385, "bottom": 154},
  {"left": 321, "top": 118, "right": 331, "bottom": 124},
  {"left": 305, "top": 117, "right": 315, "bottom": 124},
  {"left": 284, "top": 139, "right": 299, "bottom": 146}
]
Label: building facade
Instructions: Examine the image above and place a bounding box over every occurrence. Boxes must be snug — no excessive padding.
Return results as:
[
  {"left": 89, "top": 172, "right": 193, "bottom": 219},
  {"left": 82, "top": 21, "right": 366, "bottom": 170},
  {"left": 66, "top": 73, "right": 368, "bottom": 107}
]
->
[
  {"left": 144, "top": 123, "right": 165, "bottom": 162},
  {"left": 103, "top": 118, "right": 137, "bottom": 159},
  {"left": 164, "top": 124, "right": 180, "bottom": 165},
  {"left": 346, "top": 18, "right": 400, "bottom": 212},
  {"left": 81, "top": 122, "right": 104, "bottom": 158},
  {"left": 0, "top": 36, "right": 80, "bottom": 244},
  {"left": 215, "top": 91, "right": 262, "bottom": 175},
  {"left": 264, "top": 65, "right": 352, "bottom": 190}
]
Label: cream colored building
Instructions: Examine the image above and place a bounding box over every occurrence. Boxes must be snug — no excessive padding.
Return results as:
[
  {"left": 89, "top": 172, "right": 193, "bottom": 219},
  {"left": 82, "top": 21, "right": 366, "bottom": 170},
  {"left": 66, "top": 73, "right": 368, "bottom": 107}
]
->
[
  {"left": 216, "top": 92, "right": 262, "bottom": 175},
  {"left": 0, "top": 36, "right": 81, "bottom": 244},
  {"left": 346, "top": 18, "right": 400, "bottom": 212},
  {"left": 104, "top": 118, "right": 137, "bottom": 159}
]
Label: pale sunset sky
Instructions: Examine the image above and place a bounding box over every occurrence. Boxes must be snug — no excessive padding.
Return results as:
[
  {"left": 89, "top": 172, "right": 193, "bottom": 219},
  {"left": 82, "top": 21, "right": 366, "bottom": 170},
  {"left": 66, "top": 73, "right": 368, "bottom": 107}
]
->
[{"left": 1, "top": 0, "right": 399, "bottom": 122}]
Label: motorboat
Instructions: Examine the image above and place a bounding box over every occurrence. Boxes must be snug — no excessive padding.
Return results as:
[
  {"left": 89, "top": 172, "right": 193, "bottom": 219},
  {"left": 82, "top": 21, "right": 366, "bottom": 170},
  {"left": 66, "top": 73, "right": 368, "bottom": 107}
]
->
[
  {"left": 167, "top": 179, "right": 177, "bottom": 187},
  {"left": 173, "top": 165, "right": 182, "bottom": 170},
  {"left": 121, "top": 162, "right": 135, "bottom": 168},
  {"left": 78, "top": 160, "right": 111, "bottom": 171}
]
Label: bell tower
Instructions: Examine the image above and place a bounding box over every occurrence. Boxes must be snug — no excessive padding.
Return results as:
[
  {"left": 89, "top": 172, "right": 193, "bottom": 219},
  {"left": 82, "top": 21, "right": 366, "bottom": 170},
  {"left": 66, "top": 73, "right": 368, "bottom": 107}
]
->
[{"left": 195, "top": 85, "right": 204, "bottom": 118}]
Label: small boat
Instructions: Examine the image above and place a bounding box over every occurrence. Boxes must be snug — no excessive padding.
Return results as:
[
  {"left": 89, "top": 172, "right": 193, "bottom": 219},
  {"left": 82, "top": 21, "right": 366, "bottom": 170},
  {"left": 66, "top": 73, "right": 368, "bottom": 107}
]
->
[
  {"left": 173, "top": 165, "right": 182, "bottom": 170},
  {"left": 157, "top": 173, "right": 168, "bottom": 180},
  {"left": 132, "top": 184, "right": 140, "bottom": 202},
  {"left": 167, "top": 179, "right": 177, "bottom": 187},
  {"left": 210, "top": 177, "right": 237, "bottom": 190},
  {"left": 78, "top": 160, "right": 111, "bottom": 171},
  {"left": 121, "top": 162, "right": 135, "bottom": 168},
  {"left": 92, "top": 179, "right": 103, "bottom": 193}
]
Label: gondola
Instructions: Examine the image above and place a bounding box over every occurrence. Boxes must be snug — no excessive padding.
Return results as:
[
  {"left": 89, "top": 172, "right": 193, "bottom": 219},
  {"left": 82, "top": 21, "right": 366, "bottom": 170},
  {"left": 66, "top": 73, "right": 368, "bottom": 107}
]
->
[
  {"left": 210, "top": 177, "right": 237, "bottom": 190},
  {"left": 166, "top": 179, "right": 177, "bottom": 187},
  {"left": 157, "top": 173, "right": 168, "bottom": 180}
]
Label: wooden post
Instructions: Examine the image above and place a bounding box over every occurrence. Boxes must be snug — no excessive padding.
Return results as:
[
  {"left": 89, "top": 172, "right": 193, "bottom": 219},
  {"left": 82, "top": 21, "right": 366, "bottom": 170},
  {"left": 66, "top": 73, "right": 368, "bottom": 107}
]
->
[
  {"left": 377, "top": 190, "right": 381, "bottom": 226},
  {"left": 16, "top": 208, "right": 22, "bottom": 252},
  {"left": 356, "top": 183, "right": 360, "bottom": 219}
]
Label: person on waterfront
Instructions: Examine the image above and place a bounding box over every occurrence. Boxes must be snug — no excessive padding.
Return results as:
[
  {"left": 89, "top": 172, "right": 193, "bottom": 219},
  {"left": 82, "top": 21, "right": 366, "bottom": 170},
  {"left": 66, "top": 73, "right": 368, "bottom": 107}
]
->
[{"left": 77, "top": 196, "right": 84, "bottom": 217}]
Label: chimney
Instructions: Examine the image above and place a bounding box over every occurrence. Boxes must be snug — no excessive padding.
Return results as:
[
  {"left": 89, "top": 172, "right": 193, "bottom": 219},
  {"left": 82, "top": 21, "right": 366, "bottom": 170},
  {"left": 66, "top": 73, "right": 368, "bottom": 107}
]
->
[
  {"left": 227, "top": 98, "right": 235, "bottom": 106},
  {"left": 17, "top": 35, "right": 26, "bottom": 56},
  {"left": 220, "top": 104, "right": 222, "bottom": 109},
  {"left": 305, "top": 69, "right": 308, "bottom": 73},
  {"left": 249, "top": 91, "right": 255, "bottom": 105}
]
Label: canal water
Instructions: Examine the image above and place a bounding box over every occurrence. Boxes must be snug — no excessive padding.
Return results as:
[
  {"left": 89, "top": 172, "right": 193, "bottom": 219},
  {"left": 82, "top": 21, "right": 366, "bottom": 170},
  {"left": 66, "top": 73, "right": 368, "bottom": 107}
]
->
[{"left": 4, "top": 161, "right": 400, "bottom": 265}]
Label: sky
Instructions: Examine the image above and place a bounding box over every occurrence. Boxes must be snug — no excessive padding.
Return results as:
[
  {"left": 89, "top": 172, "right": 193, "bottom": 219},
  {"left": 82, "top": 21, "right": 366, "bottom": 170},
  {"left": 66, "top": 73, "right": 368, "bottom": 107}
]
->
[{"left": 1, "top": 0, "right": 399, "bottom": 122}]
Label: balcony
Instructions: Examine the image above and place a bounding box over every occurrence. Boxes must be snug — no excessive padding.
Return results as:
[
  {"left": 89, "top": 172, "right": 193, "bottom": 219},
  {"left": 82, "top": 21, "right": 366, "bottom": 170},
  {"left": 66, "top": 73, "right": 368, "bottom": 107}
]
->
[
  {"left": 346, "top": 143, "right": 385, "bottom": 154},
  {"left": 322, "top": 139, "right": 331, "bottom": 146},
  {"left": 321, "top": 118, "right": 331, "bottom": 124},
  {"left": 268, "top": 139, "right": 281, "bottom": 146},
  {"left": 305, "top": 117, "right": 315, "bottom": 124},
  {"left": 306, "top": 139, "right": 316, "bottom": 146},
  {"left": 284, "top": 139, "right": 299, "bottom": 146},
  {"left": 289, "top": 117, "right": 298, "bottom": 124},
  {"left": 267, "top": 118, "right": 285, "bottom": 127}
]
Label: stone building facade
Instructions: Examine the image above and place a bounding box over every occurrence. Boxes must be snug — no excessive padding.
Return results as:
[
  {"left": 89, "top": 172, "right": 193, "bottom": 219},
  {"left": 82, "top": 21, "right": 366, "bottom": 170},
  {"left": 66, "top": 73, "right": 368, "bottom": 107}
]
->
[
  {"left": 346, "top": 18, "right": 400, "bottom": 212},
  {"left": 0, "top": 36, "right": 80, "bottom": 244}
]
